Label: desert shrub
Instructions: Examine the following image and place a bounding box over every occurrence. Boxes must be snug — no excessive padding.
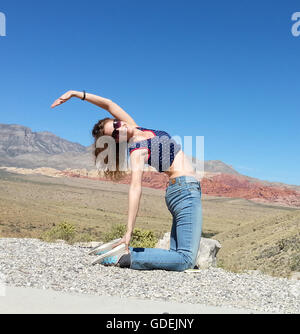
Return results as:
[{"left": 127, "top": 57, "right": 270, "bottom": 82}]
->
[
  {"left": 290, "top": 253, "right": 300, "bottom": 271},
  {"left": 41, "top": 222, "right": 77, "bottom": 243},
  {"left": 73, "top": 233, "right": 94, "bottom": 243},
  {"left": 103, "top": 224, "right": 127, "bottom": 243},
  {"left": 131, "top": 228, "right": 157, "bottom": 248},
  {"left": 103, "top": 224, "right": 158, "bottom": 248}
]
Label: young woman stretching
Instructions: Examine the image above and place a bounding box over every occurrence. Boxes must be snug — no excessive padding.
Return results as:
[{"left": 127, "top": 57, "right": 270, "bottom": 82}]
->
[{"left": 51, "top": 90, "right": 202, "bottom": 271}]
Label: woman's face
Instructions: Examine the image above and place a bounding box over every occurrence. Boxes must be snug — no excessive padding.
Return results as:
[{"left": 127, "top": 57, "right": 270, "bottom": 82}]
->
[{"left": 104, "top": 120, "right": 135, "bottom": 142}]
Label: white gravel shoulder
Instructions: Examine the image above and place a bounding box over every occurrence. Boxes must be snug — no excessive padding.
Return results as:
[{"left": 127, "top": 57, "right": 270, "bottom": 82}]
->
[{"left": 0, "top": 238, "right": 299, "bottom": 314}]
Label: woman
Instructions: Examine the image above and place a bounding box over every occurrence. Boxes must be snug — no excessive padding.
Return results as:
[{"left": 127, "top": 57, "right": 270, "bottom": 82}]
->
[{"left": 51, "top": 90, "right": 202, "bottom": 271}]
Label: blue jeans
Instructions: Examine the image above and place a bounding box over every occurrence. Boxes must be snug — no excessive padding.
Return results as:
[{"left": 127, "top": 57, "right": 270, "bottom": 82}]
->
[{"left": 129, "top": 176, "right": 202, "bottom": 271}]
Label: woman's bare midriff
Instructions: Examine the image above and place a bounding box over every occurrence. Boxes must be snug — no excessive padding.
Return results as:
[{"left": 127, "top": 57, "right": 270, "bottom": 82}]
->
[{"left": 163, "top": 150, "right": 197, "bottom": 179}]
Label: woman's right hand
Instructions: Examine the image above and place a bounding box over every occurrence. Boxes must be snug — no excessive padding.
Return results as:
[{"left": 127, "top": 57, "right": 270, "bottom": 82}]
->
[
  {"left": 51, "top": 90, "right": 75, "bottom": 109},
  {"left": 112, "top": 231, "right": 132, "bottom": 253}
]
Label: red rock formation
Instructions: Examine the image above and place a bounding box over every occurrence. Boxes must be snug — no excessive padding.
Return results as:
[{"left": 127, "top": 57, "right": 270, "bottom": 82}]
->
[
  {"left": 58, "top": 169, "right": 300, "bottom": 208},
  {"left": 201, "top": 173, "right": 300, "bottom": 207}
]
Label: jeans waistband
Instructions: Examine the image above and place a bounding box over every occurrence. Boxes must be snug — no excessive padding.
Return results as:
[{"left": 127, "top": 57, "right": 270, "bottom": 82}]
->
[{"left": 168, "top": 175, "right": 199, "bottom": 187}]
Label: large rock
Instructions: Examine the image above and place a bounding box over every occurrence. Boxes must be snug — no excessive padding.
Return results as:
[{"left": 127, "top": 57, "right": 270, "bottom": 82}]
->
[
  {"left": 156, "top": 232, "right": 221, "bottom": 269},
  {"left": 196, "top": 237, "right": 222, "bottom": 269}
]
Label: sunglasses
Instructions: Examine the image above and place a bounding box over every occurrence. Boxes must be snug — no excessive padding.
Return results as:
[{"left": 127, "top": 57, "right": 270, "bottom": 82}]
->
[{"left": 111, "top": 119, "right": 122, "bottom": 141}]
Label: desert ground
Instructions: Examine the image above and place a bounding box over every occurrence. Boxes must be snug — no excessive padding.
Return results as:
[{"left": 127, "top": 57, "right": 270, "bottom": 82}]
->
[{"left": 0, "top": 168, "right": 299, "bottom": 278}]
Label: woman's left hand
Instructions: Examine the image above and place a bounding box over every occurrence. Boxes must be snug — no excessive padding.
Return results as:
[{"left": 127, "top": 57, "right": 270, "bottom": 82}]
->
[
  {"left": 51, "top": 90, "right": 74, "bottom": 109},
  {"left": 112, "top": 231, "right": 132, "bottom": 253}
]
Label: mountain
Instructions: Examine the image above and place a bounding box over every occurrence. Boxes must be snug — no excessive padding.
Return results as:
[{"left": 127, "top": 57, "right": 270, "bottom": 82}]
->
[
  {"left": 0, "top": 124, "right": 95, "bottom": 170},
  {"left": 0, "top": 124, "right": 86, "bottom": 156},
  {"left": 0, "top": 123, "right": 242, "bottom": 174},
  {"left": 0, "top": 123, "right": 299, "bottom": 208},
  {"left": 203, "top": 160, "right": 240, "bottom": 176}
]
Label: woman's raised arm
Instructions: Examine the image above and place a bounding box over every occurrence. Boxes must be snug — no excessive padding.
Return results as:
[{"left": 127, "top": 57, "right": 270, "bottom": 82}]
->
[{"left": 51, "top": 90, "right": 138, "bottom": 126}]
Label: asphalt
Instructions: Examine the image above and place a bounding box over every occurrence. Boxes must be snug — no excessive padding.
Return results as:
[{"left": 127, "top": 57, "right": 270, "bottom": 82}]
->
[{"left": 0, "top": 286, "right": 259, "bottom": 314}]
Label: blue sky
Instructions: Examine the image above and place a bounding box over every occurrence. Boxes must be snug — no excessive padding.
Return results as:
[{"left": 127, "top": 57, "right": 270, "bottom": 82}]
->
[{"left": 0, "top": 0, "right": 299, "bottom": 185}]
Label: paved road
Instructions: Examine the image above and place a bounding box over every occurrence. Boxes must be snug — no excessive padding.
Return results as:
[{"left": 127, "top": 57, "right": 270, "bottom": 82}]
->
[{"left": 0, "top": 286, "right": 260, "bottom": 314}]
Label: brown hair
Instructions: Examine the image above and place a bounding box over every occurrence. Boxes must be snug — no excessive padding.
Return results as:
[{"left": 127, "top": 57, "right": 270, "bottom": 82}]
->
[{"left": 92, "top": 117, "right": 127, "bottom": 181}]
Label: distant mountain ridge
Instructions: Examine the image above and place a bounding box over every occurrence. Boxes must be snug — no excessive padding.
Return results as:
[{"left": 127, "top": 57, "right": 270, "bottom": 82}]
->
[
  {"left": 0, "top": 124, "right": 86, "bottom": 157},
  {"left": 0, "top": 123, "right": 299, "bottom": 200},
  {"left": 0, "top": 123, "right": 240, "bottom": 175}
]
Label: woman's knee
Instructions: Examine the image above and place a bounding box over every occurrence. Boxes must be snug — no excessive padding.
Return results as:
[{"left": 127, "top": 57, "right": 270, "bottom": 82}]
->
[{"left": 177, "top": 252, "right": 195, "bottom": 271}]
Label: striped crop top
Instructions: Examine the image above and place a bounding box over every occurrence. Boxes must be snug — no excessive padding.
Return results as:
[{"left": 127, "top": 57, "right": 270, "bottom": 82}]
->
[{"left": 127, "top": 126, "right": 182, "bottom": 173}]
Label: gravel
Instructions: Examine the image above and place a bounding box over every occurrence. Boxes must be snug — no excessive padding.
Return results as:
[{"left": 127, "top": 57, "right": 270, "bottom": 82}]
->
[{"left": 0, "top": 238, "right": 299, "bottom": 314}]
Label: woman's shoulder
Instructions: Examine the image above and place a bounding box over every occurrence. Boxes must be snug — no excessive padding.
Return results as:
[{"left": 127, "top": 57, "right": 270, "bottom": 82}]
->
[{"left": 138, "top": 126, "right": 172, "bottom": 138}]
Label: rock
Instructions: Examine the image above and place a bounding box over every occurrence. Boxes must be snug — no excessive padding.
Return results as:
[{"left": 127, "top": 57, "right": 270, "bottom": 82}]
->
[
  {"left": 201, "top": 173, "right": 300, "bottom": 208},
  {"left": 156, "top": 233, "right": 171, "bottom": 249},
  {"left": 196, "top": 238, "right": 222, "bottom": 269},
  {"left": 156, "top": 232, "right": 221, "bottom": 269}
]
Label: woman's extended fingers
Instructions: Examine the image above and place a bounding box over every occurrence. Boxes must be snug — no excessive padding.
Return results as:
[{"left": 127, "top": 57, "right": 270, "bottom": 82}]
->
[
  {"left": 111, "top": 238, "right": 130, "bottom": 253},
  {"left": 51, "top": 91, "right": 73, "bottom": 109},
  {"left": 51, "top": 98, "right": 65, "bottom": 108}
]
